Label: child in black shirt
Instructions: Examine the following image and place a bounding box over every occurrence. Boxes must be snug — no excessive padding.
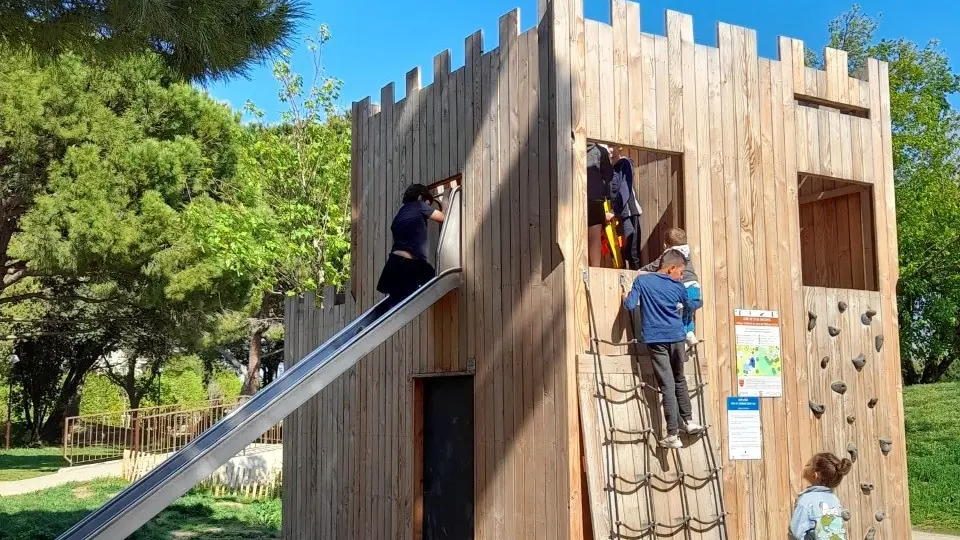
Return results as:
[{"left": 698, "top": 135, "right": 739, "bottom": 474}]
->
[{"left": 376, "top": 184, "right": 445, "bottom": 302}]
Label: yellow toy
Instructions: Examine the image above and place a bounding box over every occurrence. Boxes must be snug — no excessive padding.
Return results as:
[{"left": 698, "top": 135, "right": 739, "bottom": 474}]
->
[{"left": 602, "top": 199, "right": 623, "bottom": 269}]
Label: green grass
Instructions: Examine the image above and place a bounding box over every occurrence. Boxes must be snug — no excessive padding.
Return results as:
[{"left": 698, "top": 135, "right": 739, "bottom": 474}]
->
[
  {"left": 0, "top": 478, "right": 281, "bottom": 540},
  {"left": 0, "top": 448, "right": 67, "bottom": 482},
  {"left": 0, "top": 446, "right": 126, "bottom": 482},
  {"left": 905, "top": 381, "right": 960, "bottom": 535}
]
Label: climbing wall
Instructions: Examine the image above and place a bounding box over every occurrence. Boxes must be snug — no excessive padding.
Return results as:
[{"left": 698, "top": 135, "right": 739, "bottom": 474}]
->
[
  {"left": 803, "top": 287, "right": 897, "bottom": 540},
  {"left": 579, "top": 270, "right": 727, "bottom": 540}
]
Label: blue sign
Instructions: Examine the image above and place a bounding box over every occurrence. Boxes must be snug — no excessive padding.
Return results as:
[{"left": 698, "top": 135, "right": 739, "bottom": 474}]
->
[{"left": 727, "top": 396, "right": 760, "bottom": 411}]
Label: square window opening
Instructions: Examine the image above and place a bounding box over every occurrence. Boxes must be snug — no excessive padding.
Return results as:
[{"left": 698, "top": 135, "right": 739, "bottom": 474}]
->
[
  {"left": 798, "top": 174, "right": 878, "bottom": 291},
  {"left": 586, "top": 141, "right": 685, "bottom": 270}
]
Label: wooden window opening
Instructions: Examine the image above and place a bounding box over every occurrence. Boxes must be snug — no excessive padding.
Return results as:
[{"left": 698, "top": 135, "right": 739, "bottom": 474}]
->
[
  {"left": 586, "top": 141, "right": 685, "bottom": 270},
  {"left": 798, "top": 173, "right": 878, "bottom": 290}
]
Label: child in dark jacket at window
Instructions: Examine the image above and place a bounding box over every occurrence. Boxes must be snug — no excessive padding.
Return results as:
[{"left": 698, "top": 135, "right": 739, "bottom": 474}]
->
[
  {"left": 607, "top": 145, "right": 643, "bottom": 270},
  {"left": 622, "top": 250, "right": 703, "bottom": 449}
]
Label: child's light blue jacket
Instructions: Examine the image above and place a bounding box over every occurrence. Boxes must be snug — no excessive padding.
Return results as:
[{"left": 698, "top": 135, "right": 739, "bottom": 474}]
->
[{"left": 789, "top": 486, "right": 847, "bottom": 540}]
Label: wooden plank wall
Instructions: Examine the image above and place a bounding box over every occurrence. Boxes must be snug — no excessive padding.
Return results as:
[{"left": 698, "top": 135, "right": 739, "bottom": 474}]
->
[
  {"left": 576, "top": 3, "right": 908, "bottom": 540},
  {"left": 282, "top": 287, "right": 356, "bottom": 540},
  {"left": 285, "top": 6, "right": 580, "bottom": 539},
  {"left": 628, "top": 150, "right": 683, "bottom": 266}
]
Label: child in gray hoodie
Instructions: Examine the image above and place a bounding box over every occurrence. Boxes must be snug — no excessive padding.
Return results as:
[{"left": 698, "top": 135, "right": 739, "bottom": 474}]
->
[{"left": 788, "top": 452, "right": 853, "bottom": 540}]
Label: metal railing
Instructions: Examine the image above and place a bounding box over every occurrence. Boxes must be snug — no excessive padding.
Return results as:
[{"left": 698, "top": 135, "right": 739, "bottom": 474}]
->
[{"left": 63, "top": 397, "right": 282, "bottom": 466}]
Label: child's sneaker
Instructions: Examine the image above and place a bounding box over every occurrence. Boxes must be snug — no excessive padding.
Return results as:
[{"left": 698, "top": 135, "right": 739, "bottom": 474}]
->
[
  {"left": 682, "top": 421, "right": 703, "bottom": 435},
  {"left": 659, "top": 435, "right": 683, "bottom": 449},
  {"left": 685, "top": 331, "right": 698, "bottom": 348}
]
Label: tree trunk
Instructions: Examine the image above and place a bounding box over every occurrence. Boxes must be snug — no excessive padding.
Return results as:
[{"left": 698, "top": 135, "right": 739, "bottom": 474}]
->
[
  {"left": 27, "top": 398, "right": 47, "bottom": 445},
  {"left": 40, "top": 391, "right": 80, "bottom": 443},
  {"left": 129, "top": 404, "right": 141, "bottom": 454},
  {"left": 919, "top": 314, "right": 960, "bottom": 384},
  {"left": 40, "top": 354, "right": 102, "bottom": 444},
  {"left": 242, "top": 326, "right": 264, "bottom": 396},
  {"left": 898, "top": 302, "right": 921, "bottom": 385},
  {"left": 920, "top": 357, "right": 956, "bottom": 383},
  {"left": 902, "top": 360, "right": 920, "bottom": 385}
]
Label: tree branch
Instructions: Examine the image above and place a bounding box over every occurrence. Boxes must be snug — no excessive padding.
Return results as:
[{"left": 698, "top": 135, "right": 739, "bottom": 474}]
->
[
  {"left": 100, "top": 359, "right": 127, "bottom": 389},
  {"left": 0, "top": 329, "right": 105, "bottom": 340},
  {"left": 0, "top": 315, "right": 159, "bottom": 325},
  {"left": 0, "top": 291, "right": 122, "bottom": 306},
  {"left": 904, "top": 231, "right": 960, "bottom": 281}
]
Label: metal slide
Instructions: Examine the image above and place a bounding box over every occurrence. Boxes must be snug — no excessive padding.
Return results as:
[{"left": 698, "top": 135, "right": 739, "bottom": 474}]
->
[{"left": 59, "top": 187, "right": 463, "bottom": 540}]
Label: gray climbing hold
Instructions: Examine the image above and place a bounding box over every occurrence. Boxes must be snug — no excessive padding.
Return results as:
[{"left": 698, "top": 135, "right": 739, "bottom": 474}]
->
[
  {"left": 865, "top": 527, "right": 876, "bottom": 540},
  {"left": 862, "top": 309, "right": 877, "bottom": 325},
  {"left": 847, "top": 415, "right": 856, "bottom": 425},
  {"left": 880, "top": 438, "right": 893, "bottom": 456},
  {"left": 875, "top": 511, "right": 886, "bottom": 522},
  {"left": 868, "top": 398, "right": 879, "bottom": 409},
  {"left": 831, "top": 381, "right": 848, "bottom": 395},
  {"left": 875, "top": 335, "right": 884, "bottom": 352},
  {"left": 809, "top": 401, "right": 825, "bottom": 417},
  {"left": 829, "top": 326, "right": 841, "bottom": 337},
  {"left": 842, "top": 509, "right": 851, "bottom": 521},
  {"left": 821, "top": 356, "right": 831, "bottom": 369},
  {"left": 838, "top": 301, "right": 848, "bottom": 313},
  {"left": 861, "top": 482, "right": 875, "bottom": 493},
  {"left": 852, "top": 354, "right": 866, "bottom": 372},
  {"left": 808, "top": 311, "right": 818, "bottom": 331},
  {"left": 847, "top": 443, "right": 858, "bottom": 463}
]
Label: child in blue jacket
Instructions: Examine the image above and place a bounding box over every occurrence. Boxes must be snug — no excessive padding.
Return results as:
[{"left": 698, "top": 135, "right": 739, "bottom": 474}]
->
[
  {"left": 789, "top": 452, "right": 852, "bottom": 540},
  {"left": 641, "top": 227, "right": 702, "bottom": 350},
  {"left": 622, "top": 250, "right": 703, "bottom": 449}
]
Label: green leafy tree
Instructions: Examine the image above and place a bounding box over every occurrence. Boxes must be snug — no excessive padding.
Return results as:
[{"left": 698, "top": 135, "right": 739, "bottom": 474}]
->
[
  {"left": 0, "top": 47, "right": 244, "bottom": 303},
  {"left": 99, "top": 299, "right": 215, "bottom": 410},
  {"left": 170, "top": 28, "right": 351, "bottom": 395},
  {"left": 812, "top": 6, "right": 960, "bottom": 383},
  {"left": 806, "top": 5, "right": 880, "bottom": 72},
  {"left": 10, "top": 305, "right": 121, "bottom": 443},
  {"left": 0, "top": 48, "right": 252, "bottom": 435},
  {"left": 0, "top": 0, "right": 307, "bottom": 81},
  {"left": 151, "top": 356, "right": 211, "bottom": 408}
]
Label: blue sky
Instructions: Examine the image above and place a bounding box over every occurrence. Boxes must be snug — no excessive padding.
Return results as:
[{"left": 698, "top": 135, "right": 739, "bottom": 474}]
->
[{"left": 207, "top": 0, "right": 959, "bottom": 120}]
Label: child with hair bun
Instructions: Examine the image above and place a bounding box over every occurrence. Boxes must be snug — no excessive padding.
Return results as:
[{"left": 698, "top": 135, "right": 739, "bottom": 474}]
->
[{"left": 789, "top": 452, "right": 853, "bottom": 540}]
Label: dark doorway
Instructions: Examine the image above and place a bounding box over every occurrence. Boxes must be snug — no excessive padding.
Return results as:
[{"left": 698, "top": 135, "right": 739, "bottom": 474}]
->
[{"left": 418, "top": 375, "right": 474, "bottom": 540}]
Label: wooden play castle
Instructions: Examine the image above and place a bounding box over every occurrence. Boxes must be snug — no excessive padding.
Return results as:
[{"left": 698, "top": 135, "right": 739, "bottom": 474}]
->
[{"left": 283, "top": 1, "right": 910, "bottom": 538}]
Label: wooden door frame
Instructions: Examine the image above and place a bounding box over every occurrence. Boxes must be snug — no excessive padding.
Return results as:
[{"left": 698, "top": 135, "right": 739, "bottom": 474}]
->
[{"left": 411, "top": 373, "right": 475, "bottom": 539}]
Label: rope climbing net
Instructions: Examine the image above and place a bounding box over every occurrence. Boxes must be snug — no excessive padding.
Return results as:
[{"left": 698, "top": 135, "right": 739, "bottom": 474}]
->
[{"left": 582, "top": 269, "right": 730, "bottom": 540}]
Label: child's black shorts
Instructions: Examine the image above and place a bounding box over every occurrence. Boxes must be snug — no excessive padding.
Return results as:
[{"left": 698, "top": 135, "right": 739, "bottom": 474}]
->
[
  {"left": 588, "top": 200, "right": 606, "bottom": 226},
  {"left": 376, "top": 254, "right": 437, "bottom": 301}
]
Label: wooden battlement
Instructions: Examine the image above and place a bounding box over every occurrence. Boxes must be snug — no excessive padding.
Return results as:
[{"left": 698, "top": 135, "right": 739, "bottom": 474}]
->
[{"left": 359, "top": 3, "right": 874, "bottom": 120}]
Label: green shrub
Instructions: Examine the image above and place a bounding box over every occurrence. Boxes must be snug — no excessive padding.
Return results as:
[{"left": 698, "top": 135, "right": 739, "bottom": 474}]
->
[{"left": 79, "top": 374, "right": 127, "bottom": 416}]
